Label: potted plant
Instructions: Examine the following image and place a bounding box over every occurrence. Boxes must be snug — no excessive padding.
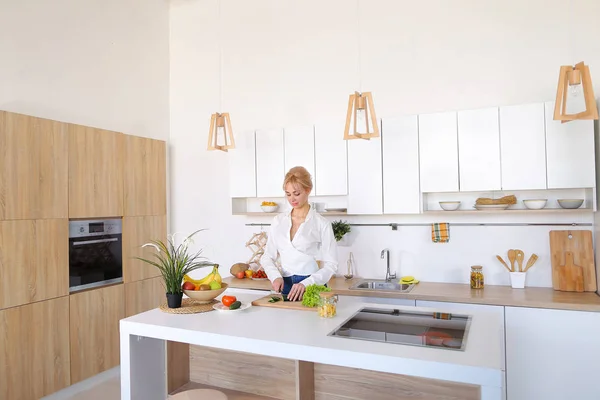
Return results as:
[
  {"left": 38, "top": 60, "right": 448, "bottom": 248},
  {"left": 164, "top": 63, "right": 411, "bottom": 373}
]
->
[
  {"left": 332, "top": 220, "right": 352, "bottom": 246},
  {"left": 137, "top": 229, "right": 215, "bottom": 308}
]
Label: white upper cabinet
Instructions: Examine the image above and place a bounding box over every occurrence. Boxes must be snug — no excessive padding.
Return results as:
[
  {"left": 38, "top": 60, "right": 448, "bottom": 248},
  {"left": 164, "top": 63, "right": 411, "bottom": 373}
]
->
[
  {"left": 544, "top": 101, "right": 595, "bottom": 189},
  {"left": 228, "top": 130, "right": 257, "bottom": 198},
  {"left": 255, "top": 128, "right": 285, "bottom": 197},
  {"left": 347, "top": 122, "right": 383, "bottom": 214},
  {"left": 284, "top": 125, "right": 315, "bottom": 182},
  {"left": 314, "top": 120, "right": 348, "bottom": 196},
  {"left": 382, "top": 115, "right": 420, "bottom": 214},
  {"left": 499, "top": 103, "right": 546, "bottom": 190},
  {"left": 457, "top": 107, "right": 501, "bottom": 191},
  {"left": 418, "top": 111, "right": 459, "bottom": 193}
]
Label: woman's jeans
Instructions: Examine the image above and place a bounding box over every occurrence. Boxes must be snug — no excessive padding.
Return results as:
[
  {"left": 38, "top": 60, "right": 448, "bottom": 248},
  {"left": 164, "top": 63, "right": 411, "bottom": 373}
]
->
[{"left": 282, "top": 275, "right": 327, "bottom": 296}]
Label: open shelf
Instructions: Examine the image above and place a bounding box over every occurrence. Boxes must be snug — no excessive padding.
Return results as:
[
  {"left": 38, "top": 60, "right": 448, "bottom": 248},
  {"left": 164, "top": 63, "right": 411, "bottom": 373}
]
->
[
  {"left": 424, "top": 208, "right": 593, "bottom": 215},
  {"left": 233, "top": 211, "right": 348, "bottom": 216}
]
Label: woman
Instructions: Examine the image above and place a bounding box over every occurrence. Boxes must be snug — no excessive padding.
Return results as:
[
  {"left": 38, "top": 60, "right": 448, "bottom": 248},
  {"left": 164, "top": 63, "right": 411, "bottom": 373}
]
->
[{"left": 260, "top": 166, "right": 338, "bottom": 301}]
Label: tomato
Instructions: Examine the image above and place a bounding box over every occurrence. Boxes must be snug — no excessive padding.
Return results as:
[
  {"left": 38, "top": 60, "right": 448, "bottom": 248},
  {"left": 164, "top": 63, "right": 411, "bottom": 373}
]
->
[
  {"left": 235, "top": 271, "right": 245, "bottom": 279},
  {"left": 222, "top": 295, "right": 237, "bottom": 307}
]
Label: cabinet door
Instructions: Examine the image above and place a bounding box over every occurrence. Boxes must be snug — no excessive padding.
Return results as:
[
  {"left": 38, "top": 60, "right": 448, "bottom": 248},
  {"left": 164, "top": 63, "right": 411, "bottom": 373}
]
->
[
  {"left": 314, "top": 120, "right": 348, "bottom": 196},
  {"left": 123, "top": 215, "right": 167, "bottom": 283},
  {"left": 382, "top": 115, "right": 420, "bottom": 214},
  {"left": 229, "top": 130, "right": 256, "bottom": 198},
  {"left": 458, "top": 107, "right": 501, "bottom": 191},
  {"left": 70, "top": 284, "right": 125, "bottom": 384},
  {"left": 125, "top": 276, "right": 164, "bottom": 317},
  {"left": 124, "top": 135, "right": 167, "bottom": 216},
  {"left": 68, "top": 124, "right": 124, "bottom": 218},
  {"left": 499, "top": 103, "right": 546, "bottom": 190},
  {"left": 255, "top": 128, "right": 285, "bottom": 197},
  {"left": 284, "top": 125, "right": 315, "bottom": 183},
  {"left": 0, "top": 219, "right": 68, "bottom": 310},
  {"left": 0, "top": 111, "right": 68, "bottom": 220},
  {"left": 0, "top": 296, "right": 70, "bottom": 400},
  {"left": 347, "top": 127, "right": 383, "bottom": 215},
  {"left": 544, "top": 101, "right": 595, "bottom": 189},
  {"left": 505, "top": 306, "right": 600, "bottom": 400},
  {"left": 418, "top": 112, "right": 459, "bottom": 192}
]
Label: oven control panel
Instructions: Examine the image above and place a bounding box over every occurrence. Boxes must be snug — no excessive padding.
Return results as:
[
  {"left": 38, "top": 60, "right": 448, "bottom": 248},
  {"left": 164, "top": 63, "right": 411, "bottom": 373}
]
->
[{"left": 69, "top": 218, "right": 122, "bottom": 238}]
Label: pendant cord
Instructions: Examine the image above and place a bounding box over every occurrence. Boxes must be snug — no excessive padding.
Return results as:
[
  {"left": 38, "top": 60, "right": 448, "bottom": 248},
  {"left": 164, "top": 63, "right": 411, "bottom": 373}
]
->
[
  {"left": 356, "top": 0, "right": 362, "bottom": 93},
  {"left": 218, "top": 0, "right": 223, "bottom": 112}
]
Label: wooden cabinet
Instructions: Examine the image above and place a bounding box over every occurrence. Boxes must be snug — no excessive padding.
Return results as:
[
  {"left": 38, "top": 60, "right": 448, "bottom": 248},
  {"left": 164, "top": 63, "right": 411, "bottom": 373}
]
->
[
  {"left": 68, "top": 124, "right": 124, "bottom": 218},
  {"left": 418, "top": 111, "right": 459, "bottom": 193},
  {"left": 382, "top": 115, "right": 420, "bottom": 214},
  {"left": 229, "top": 130, "right": 257, "bottom": 198},
  {"left": 499, "top": 103, "right": 546, "bottom": 190},
  {"left": 0, "top": 219, "right": 68, "bottom": 310},
  {"left": 0, "top": 296, "right": 70, "bottom": 400},
  {"left": 124, "top": 135, "right": 167, "bottom": 216},
  {"left": 70, "top": 284, "right": 125, "bottom": 384},
  {"left": 125, "top": 277, "right": 164, "bottom": 317},
  {"left": 0, "top": 111, "right": 68, "bottom": 220},
  {"left": 255, "top": 128, "right": 285, "bottom": 197},
  {"left": 347, "top": 127, "right": 383, "bottom": 215},
  {"left": 123, "top": 215, "right": 167, "bottom": 283},
  {"left": 314, "top": 120, "right": 348, "bottom": 196},
  {"left": 505, "top": 306, "right": 600, "bottom": 400},
  {"left": 544, "top": 101, "right": 595, "bottom": 189},
  {"left": 284, "top": 125, "right": 315, "bottom": 184},
  {"left": 457, "top": 107, "right": 501, "bottom": 191}
]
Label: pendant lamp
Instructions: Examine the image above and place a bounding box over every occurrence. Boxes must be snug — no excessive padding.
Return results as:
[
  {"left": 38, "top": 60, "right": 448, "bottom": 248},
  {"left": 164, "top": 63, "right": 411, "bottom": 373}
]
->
[
  {"left": 343, "top": 91, "right": 379, "bottom": 140},
  {"left": 207, "top": 0, "right": 235, "bottom": 151},
  {"left": 553, "top": 61, "right": 598, "bottom": 123},
  {"left": 207, "top": 112, "right": 235, "bottom": 151}
]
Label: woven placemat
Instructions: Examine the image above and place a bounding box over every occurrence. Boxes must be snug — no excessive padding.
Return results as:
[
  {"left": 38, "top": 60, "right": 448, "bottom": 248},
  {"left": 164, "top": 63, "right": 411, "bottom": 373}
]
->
[{"left": 159, "top": 298, "right": 218, "bottom": 314}]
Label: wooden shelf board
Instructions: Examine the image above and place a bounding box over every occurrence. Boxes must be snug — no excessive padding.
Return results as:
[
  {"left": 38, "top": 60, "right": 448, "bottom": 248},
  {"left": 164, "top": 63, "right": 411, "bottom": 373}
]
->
[
  {"left": 424, "top": 208, "right": 593, "bottom": 214},
  {"left": 233, "top": 212, "right": 348, "bottom": 216},
  {"left": 170, "top": 382, "right": 280, "bottom": 400}
]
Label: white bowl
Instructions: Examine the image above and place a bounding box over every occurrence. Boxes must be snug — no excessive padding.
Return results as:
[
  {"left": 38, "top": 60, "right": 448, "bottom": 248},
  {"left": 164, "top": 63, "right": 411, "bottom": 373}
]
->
[
  {"left": 557, "top": 199, "right": 584, "bottom": 209},
  {"left": 523, "top": 199, "right": 547, "bottom": 210},
  {"left": 439, "top": 201, "right": 461, "bottom": 211},
  {"left": 260, "top": 205, "right": 279, "bottom": 213}
]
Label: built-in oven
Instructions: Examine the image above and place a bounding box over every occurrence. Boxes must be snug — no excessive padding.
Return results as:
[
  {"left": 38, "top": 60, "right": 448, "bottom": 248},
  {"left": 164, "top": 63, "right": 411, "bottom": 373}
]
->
[{"left": 69, "top": 218, "right": 123, "bottom": 293}]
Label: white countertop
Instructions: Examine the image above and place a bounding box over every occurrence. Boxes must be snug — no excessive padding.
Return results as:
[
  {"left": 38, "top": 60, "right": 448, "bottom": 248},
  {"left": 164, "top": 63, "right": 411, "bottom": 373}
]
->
[{"left": 120, "top": 288, "right": 504, "bottom": 388}]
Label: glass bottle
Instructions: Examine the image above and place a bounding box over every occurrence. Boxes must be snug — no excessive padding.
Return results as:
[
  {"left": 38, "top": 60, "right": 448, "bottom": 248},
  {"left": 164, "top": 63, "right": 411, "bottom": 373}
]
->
[
  {"left": 317, "top": 292, "right": 338, "bottom": 318},
  {"left": 470, "top": 265, "right": 484, "bottom": 289}
]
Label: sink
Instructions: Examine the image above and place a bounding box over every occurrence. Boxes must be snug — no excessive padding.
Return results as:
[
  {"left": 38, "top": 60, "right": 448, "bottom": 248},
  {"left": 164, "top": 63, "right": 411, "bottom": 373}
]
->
[{"left": 348, "top": 279, "right": 416, "bottom": 293}]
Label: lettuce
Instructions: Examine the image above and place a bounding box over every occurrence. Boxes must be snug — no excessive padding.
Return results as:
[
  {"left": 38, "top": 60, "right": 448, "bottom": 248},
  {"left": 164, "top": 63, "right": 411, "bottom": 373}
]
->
[{"left": 302, "top": 284, "right": 331, "bottom": 307}]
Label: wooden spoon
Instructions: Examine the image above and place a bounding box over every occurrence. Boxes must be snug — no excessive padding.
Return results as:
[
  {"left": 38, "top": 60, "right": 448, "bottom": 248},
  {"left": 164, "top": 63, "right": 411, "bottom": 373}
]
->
[
  {"left": 496, "top": 255, "right": 512, "bottom": 272},
  {"left": 507, "top": 249, "right": 516, "bottom": 272},
  {"left": 523, "top": 254, "right": 539, "bottom": 273},
  {"left": 515, "top": 250, "right": 525, "bottom": 272}
]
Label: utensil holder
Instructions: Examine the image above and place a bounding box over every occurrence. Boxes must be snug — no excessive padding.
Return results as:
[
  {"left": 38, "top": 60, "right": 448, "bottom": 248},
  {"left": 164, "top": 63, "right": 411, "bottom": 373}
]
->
[{"left": 510, "top": 272, "right": 527, "bottom": 289}]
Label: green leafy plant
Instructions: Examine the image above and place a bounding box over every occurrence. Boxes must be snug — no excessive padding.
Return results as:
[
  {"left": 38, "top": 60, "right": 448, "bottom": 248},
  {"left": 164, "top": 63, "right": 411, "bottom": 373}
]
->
[
  {"left": 331, "top": 220, "right": 351, "bottom": 242},
  {"left": 302, "top": 284, "right": 331, "bottom": 307},
  {"left": 136, "top": 230, "right": 215, "bottom": 295}
]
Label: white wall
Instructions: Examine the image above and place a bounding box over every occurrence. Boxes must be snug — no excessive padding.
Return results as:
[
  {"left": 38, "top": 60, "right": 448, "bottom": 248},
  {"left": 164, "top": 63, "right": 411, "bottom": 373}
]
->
[
  {"left": 0, "top": 0, "right": 170, "bottom": 142},
  {"left": 170, "top": 0, "right": 600, "bottom": 287}
]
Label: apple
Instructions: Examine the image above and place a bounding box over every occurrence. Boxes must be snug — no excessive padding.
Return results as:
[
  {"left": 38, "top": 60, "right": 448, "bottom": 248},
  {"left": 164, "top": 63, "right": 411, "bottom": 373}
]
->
[
  {"left": 182, "top": 281, "right": 196, "bottom": 291},
  {"left": 235, "top": 271, "right": 245, "bottom": 279}
]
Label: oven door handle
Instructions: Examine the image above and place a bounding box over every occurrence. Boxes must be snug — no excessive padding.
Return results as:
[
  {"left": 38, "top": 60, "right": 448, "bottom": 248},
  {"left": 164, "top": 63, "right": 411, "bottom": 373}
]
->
[{"left": 72, "top": 238, "right": 119, "bottom": 246}]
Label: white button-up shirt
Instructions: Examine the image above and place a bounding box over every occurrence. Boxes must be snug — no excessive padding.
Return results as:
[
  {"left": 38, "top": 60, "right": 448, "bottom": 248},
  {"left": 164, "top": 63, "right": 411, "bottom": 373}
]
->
[{"left": 260, "top": 206, "right": 338, "bottom": 287}]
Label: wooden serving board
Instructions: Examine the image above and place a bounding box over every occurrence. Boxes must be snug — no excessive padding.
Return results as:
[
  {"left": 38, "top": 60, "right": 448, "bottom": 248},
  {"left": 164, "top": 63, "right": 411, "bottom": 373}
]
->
[
  {"left": 550, "top": 230, "right": 596, "bottom": 292},
  {"left": 251, "top": 295, "right": 317, "bottom": 311}
]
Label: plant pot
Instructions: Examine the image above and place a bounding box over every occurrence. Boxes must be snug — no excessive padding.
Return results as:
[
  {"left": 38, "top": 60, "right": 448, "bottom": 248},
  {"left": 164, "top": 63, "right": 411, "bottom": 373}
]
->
[{"left": 166, "top": 292, "right": 183, "bottom": 308}]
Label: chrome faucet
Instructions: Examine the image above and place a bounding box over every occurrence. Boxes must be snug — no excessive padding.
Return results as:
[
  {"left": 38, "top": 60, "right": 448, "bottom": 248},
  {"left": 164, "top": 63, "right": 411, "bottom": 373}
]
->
[{"left": 381, "top": 248, "right": 396, "bottom": 282}]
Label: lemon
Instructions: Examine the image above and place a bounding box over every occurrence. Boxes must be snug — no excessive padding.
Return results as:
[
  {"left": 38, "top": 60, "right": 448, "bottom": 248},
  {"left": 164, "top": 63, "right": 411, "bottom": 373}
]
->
[{"left": 209, "top": 281, "right": 221, "bottom": 290}]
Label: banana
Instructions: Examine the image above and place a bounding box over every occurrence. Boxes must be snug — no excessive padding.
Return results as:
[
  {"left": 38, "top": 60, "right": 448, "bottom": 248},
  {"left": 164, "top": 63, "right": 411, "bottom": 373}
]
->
[{"left": 184, "top": 265, "right": 221, "bottom": 285}]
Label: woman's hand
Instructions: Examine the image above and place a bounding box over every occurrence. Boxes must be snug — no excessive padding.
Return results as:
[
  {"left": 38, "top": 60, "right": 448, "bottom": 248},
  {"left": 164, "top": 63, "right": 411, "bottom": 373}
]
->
[
  {"left": 288, "top": 283, "right": 306, "bottom": 302},
  {"left": 272, "top": 278, "right": 284, "bottom": 293}
]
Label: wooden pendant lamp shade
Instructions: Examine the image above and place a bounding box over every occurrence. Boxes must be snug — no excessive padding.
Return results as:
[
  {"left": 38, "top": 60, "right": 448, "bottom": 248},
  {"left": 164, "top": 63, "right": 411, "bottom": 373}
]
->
[
  {"left": 553, "top": 61, "right": 598, "bottom": 123},
  {"left": 344, "top": 91, "right": 379, "bottom": 140},
  {"left": 207, "top": 112, "right": 235, "bottom": 152}
]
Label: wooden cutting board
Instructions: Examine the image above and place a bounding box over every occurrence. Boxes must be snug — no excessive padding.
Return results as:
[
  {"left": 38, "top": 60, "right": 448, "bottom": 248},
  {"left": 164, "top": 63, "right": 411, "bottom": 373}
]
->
[
  {"left": 251, "top": 295, "right": 317, "bottom": 311},
  {"left": 549, "top": 230, "right": 596, "bottom": 292}
]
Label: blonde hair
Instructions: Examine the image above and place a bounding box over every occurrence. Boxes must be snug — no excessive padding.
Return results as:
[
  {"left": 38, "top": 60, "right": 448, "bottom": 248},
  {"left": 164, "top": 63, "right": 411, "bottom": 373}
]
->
[{"left": 283, "top": 166, "right": 313, "bottom": 192}]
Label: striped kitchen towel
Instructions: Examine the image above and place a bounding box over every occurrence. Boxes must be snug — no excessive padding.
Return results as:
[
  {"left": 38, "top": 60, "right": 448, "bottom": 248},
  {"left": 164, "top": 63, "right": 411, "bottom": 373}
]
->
[{"left": 431, "top": 223, "right": 450, "bottom": 243}]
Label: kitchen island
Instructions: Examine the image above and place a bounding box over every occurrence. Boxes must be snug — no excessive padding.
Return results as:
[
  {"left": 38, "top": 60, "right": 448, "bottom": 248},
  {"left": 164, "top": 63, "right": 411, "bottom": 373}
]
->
[{"left": 120, "top": 289, "right": 504, "bottom": 400}]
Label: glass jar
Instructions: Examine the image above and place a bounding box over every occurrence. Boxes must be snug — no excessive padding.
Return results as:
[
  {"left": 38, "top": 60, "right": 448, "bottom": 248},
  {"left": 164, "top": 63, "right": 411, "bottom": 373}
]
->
[
  {"left": 317, "top": 292, "right": 338, "bottom": 318},
  {"left": 470, "top": 265, "right": 484, "bottom": 289}
]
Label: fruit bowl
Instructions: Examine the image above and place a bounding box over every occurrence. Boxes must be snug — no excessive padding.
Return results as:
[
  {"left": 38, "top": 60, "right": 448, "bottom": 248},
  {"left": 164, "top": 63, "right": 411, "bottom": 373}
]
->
[
  {"left": 183, "top": 283, "right": 228, "bottom": 304},
  {"left": 261, "top": 205, "right": 279, "bottom": 213}
]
